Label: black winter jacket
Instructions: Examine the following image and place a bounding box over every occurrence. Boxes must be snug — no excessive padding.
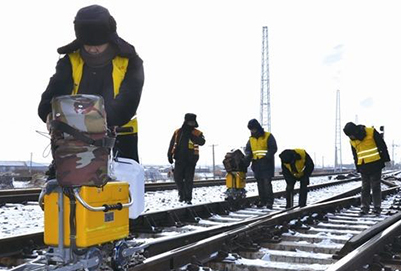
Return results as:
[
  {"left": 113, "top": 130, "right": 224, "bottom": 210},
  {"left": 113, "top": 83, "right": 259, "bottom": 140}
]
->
[
  {"left": 38, "top": 42, "right": 144, "bottom": 127},
  {"left": 167, "top": 126, "right": 206, "bottom": 165},
  {"left": 350, "top": 127, "right": 390, "bottom": 174},
  {"left": 245, "top": 133, "right": 277, "bottom": 179},
  {"left": 281, "top": 151, "right": 314, "bottom": 185}
]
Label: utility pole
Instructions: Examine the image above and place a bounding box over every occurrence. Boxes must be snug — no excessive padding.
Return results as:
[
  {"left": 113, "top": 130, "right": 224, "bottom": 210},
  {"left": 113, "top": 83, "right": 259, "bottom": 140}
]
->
[
  {"left": 334, "top": 90, "right": 343, "bottom": 172},
  {"left": 29, "top": 152, "right": 33, "bottom": 174},
  {"left": 260, "top": 26, "right": 271, "bottom": 132},
  {"left": 209, "top": 144, "right": 218, "bottom": 179},
  {"left": 392, "top": 140, "right": 400, "bottom": 168}
]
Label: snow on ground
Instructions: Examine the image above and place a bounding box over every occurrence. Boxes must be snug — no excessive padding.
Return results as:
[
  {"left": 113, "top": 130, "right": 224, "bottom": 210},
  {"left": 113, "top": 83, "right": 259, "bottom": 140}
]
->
[
  {"left": 0, "top": 176, "right": 361, "bottom": 239},
  {"left": 220, "top": 252, "right": 330, "bottom": 270},
  {"left": 0, "top": 203, "right": 43, "bottom": 238},
  {"left": 0, "top": 175, "right": 395, "bottom": 271},
  {"left": 144, "top": 176, "right": 360, "bottom": 212},
  {"left": 259, "top": 247, "right": 334, "bottom": 260}
]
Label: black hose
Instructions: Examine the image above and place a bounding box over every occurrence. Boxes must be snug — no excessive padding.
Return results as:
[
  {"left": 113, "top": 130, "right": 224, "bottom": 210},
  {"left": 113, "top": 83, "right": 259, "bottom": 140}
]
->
[{"left": 64, "top": 188, "right": 87, "bottom": 257}]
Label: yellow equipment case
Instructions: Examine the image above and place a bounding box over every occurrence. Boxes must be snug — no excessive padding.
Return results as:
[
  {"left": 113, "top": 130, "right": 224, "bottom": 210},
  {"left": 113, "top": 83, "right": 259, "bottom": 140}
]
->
[
  {"left": 44, "top": 182, "right": 129, "bottom": 248},
  {"left": 225, "top": 171, "right": 246, "bottom": 189}
]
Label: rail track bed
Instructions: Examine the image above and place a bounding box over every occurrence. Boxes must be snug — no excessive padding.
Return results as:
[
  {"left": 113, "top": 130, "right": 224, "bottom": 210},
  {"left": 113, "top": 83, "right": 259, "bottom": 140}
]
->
[
  {"left": 0, "top": 178, "right": 363, "bottom": 261},
  {"left": 0, "top": 171, "right": 353, "bottom": 205},
  {"left": 133, "top": 185, "right": 401, "bottom": 271},
  {"left": 1, "top": 173, "right": 400, "bottom": 270},
  {"left": 207, "top": 203, "right": 398, "bottom": 270}
]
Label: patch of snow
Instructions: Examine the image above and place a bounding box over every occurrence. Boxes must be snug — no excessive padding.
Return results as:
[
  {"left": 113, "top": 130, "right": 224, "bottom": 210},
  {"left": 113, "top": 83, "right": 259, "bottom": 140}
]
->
[
  {"left": 0, "top": 177, "right": 363, "bottom": 240},
  {"left": 234, "top": 257, "right": 329, "bottom": 270},
  {"left": 0, "top": 203, "right": 43, "bottom": 238}
]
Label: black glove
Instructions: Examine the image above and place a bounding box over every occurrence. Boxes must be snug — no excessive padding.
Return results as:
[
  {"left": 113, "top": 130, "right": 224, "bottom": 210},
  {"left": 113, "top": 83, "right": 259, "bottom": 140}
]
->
[{"left": 168, "top": 155, "right": 174, "bottom": 164}]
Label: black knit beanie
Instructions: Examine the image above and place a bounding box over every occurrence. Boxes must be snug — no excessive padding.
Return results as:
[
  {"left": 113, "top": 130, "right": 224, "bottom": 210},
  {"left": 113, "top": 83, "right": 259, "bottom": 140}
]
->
[
  {"left": 247, "top": 119, "right": 262, "bottom": 130},
  {"left": 279, "top": 149, "right": 297, "bottom": 163},
  {"left": 343, "top": 122, "right": 358, "bottom": 137}
]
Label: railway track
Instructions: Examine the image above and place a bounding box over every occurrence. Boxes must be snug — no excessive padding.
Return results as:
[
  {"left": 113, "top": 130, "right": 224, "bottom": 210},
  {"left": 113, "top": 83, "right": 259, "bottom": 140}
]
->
[
  {"left": 1, "top": 172, "right": 399, "bottom": 270},
  {"left": 132, "top": 186, "right": 401, "bottom": 271},
  {"left": 0, "top": 171, "right": 353, "bottom": 204},
  {"left": 0, "top": 177, "right": 363, "bottom": 259}
]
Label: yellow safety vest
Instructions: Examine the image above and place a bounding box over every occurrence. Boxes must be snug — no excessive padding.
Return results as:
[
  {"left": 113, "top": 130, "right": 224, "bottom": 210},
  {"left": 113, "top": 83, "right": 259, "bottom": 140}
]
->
[
  {"left": 249, "top": 132, "right": 271, "bottom": 160},
  {"left": 350, "top": 127, "right": 381, "bottom": 165},
  {"left": 283, "top": 148, "right": 306, "bottom": 179},
  {"left": 171, "top": 129, "right": 202, "bottom": 156},
  {"left": 68, "top": 51, "right": 137, "bottom": 135}
]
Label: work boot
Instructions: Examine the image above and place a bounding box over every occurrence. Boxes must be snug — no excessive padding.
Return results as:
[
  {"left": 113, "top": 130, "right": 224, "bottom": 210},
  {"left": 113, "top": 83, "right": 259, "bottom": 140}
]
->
[
  {"left": 256, "top": 201, "right": 266, "bottom": 208},
  {"left": 359, "top": 209, "right": 369, "bottom": 215},
  {"left": 285, "top": 191, "right": 294, "bottom": 209},
  {"left": 373, "top": 208, "right": 381, "bottom": 215}
]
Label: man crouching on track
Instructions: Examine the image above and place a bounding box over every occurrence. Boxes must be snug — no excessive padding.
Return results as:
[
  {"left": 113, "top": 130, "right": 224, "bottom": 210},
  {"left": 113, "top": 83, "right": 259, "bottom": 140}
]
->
[
  {"left": 343, "top": 122, "right": 390, "bottom": 215},
  {"left": 168, "top": 113, "right": 206, "bottom": 204},
  {"left": 279, "top": 149, "right": 314, "bottom": 208},
  {"left": 244, "top": 119, "right": 277, "bottom": 209}
]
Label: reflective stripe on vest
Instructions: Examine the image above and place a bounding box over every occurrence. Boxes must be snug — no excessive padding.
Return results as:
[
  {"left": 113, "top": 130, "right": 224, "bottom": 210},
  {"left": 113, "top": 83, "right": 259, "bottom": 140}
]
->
[
  {"left": 283, "top": 148, "right": 306, "bottom": 179},
  {"left": 249, "top": 132, "right": 271, "bottom": 160},
  {"left": 171, "top": 128, "right": 201, "bottom": 156},
  {"left": 350, "top": 127, "right": 381, "bottom": 165},
  {"left": 68, "top": 51, "right": 137, "bottom": 135}
]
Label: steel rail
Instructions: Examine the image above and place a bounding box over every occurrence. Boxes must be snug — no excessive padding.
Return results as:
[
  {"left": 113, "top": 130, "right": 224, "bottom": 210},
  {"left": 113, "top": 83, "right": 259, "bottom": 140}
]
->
[
  {"left": 0, "top": 171, "right": 352, "bottom": 204},
  {"left": 130, "top": 177, "right": 361, "bottom": 233},
  {"left": 130, "top": 185, "right": 400, "bottom": 270},
  {"left": 132, "top": 177, "right": 367, "bottom": 258},
  {"left": 0, "top": 177, "right": 361, "bottom": 258},
  {"left": 327, "top": 211, "right": 401, "bottom": 271}
]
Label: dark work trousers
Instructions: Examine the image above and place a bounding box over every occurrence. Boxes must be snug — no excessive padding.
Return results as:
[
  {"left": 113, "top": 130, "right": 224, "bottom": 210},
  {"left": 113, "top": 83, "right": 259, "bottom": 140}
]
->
[
  {"left": 114, "top": 134, "right": 139, "bottom": 163},
  {"left": 360, "top": 170, "right": 382, "bottom": 212},
  {"left": 173, "top": 161, "right": 196, "bottom": 201},
  {"left": 286, "top": 179, "right": 308, "bottom": 208},
  {"left": 285, "top": 182, "right": 294, "bottom": 208},
  {"left": 256, "top": 177, "right": 274, "bottom": 206}
]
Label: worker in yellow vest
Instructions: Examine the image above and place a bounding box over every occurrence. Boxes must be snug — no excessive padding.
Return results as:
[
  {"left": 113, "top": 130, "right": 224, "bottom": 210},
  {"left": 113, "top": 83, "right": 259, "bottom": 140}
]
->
[
  {"left": 279, "top": 149, "right": 314, "bottom": 208},
  {"left": 38, "top": 5, "right": 144, "bottom": 163},
  {"left": 244, "top": 119, "right": 277, "bottom": 209},
  {"left": 168, "top": 114, "right": 206, "bottom": 204},
  {"left": 343, "top": 122, "right": 390, "bottom": 215}
]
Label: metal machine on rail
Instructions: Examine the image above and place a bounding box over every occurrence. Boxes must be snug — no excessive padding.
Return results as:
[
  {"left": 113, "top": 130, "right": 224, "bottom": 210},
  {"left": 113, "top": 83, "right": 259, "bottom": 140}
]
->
[
  {"left": 12, "top": 95, "right": 145, "bottom": 271},
  {"left": 222, "top": 149, "right": 247, "bottom": 201}
]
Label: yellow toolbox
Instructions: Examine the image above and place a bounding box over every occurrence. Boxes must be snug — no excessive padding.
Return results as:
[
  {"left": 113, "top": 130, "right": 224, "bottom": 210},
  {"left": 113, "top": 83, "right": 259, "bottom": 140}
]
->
[
  {"left": 44, "top": 182, "right": 129, "bottom": 247},
  {"left": 225, "top": 172, "right": 246, "bottom": 189}
]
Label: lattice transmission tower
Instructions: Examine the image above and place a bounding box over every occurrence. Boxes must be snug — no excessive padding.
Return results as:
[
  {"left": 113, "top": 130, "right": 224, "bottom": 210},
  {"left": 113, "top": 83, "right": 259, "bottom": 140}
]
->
[
  {"left": 260, "top": 26, "right": 271, "bottom": 132},
  {"left": 334, "top": 89, "right": 343, "bottom": 172}
]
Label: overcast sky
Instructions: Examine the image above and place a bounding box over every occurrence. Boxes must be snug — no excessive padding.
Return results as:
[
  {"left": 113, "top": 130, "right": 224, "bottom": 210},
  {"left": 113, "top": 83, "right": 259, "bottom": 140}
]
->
[{"left": 1, "top": 0, "right": 401, "bottom": 168}]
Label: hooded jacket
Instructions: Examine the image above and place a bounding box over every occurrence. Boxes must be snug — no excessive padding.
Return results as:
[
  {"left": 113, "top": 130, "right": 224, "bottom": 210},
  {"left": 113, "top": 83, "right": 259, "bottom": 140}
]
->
[
  {"left": 38, "top": 42, "right": 144, "bottom": 127},
  {"left": 38, "top": 5, "right": 144, "bottom": 128},
  {"left": 280, "top": 149, "right": 314, "bottom": 183},
  {"left": 347, "top": 125, "right": 390, "bottom": 174}
]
